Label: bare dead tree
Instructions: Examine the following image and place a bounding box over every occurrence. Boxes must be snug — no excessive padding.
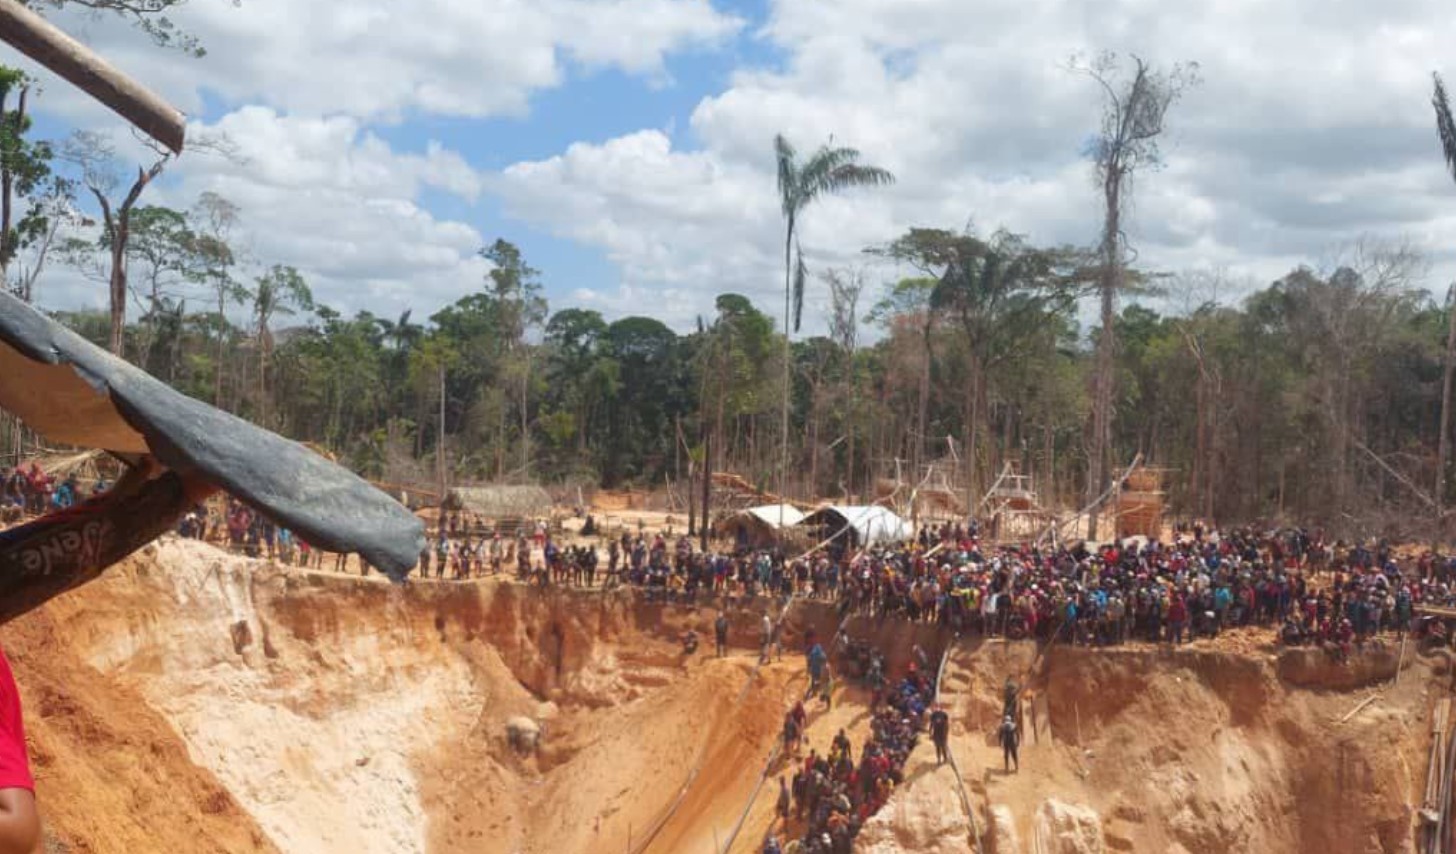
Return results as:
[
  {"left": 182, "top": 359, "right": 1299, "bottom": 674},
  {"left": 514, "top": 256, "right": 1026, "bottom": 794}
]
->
[
  {"left": 825, "top": 266, "right": 864, "bottom": 496},
  {"left": 60, "top": 129, "right": 237, "bottom": 356},
  {"left": 59, "top": 129, "right": 165, "bottom": 354},
  {"left": 1072, "top": 51, "right": 1199, "bottom": 540}
]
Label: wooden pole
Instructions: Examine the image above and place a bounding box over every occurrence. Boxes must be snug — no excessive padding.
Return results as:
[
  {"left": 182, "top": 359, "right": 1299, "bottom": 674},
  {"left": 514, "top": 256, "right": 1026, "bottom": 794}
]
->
[
  {"left": 1441, "top": 283, "right": 1456, "bottom": 541},
  {"left": 700, "top": 431, "right": 711, "bottom": 552},
  {"left": 0, "top": 0, "right": 185, "bottom": 153}
]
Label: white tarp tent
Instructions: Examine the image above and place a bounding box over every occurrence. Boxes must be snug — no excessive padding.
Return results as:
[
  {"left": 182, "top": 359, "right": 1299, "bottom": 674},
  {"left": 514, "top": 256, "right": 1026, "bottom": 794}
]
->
[
  {"left": 804, "top": 505, "right": 911, "bottom": 546},
  {"left": 716, "top": 504, "right": 805, "bottom": 547},
  {"left": 743, "top": 504, "right": 806, "bottom": 528}
]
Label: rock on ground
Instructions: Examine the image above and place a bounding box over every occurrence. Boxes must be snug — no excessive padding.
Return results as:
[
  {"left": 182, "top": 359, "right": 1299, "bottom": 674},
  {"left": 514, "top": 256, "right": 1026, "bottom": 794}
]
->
[
  {"left": 1035, "top": 799, "right": 1104, "bottom": 854},
  {"left": 989, "top": 804, "right": 1022, "bottom": 854},
  {"left": 856, "top": 762, "right": 967, "bottom": 853}
]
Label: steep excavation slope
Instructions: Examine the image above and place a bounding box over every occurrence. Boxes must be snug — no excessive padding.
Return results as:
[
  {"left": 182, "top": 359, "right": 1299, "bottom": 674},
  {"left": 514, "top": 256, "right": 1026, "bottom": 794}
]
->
[
  {"left": 14, "top": 538, "right": 843, "bottom": 854},
  {"left": 873, "top": 638, "right": 1431, "bottom": 854},
  {"left": 1, "top": 537, "right": 1442, "bottom": 854},
  {"left": 2, "top": 586, "right": 276, "bottom": 854}
]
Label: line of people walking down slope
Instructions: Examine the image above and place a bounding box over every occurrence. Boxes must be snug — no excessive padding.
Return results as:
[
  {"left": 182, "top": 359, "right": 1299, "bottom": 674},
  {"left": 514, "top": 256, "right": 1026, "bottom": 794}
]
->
[{"left": 762, "top": 634, "right": 938, "bottom": 854}]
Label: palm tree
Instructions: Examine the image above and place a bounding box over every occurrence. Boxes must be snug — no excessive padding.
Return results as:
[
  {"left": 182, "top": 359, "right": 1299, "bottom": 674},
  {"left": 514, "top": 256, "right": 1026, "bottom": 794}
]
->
[
  {"left": 1432, "top": 72, "right": 1456, "bottom": 519},
  {"left": 252, "top": 264, "right": 313, "bottom": 425},
  {"left": 773, "top": 134, "right": 893, "bottom": 509}
]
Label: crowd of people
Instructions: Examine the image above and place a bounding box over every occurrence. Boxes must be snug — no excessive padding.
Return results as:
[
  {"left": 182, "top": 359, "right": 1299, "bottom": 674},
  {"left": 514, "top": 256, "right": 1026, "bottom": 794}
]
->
[
  {"left": 383, "top": 513, "right": 1456, "bottom": 665},
  {"left": 0, "top": 463, "right": 97, "bottom": 520},
  {"left": 828, "top": 522, "right": 1450, "bottom": 658},
  {"left": 763, "top": 634, "right": 939, "bottom": 854},
  {"left": 8, "top": 463, "right": 1448, "bottom": 662},
  {"left": 416, "top": 519, "right": 1456, "bottom": 658},
  {"left": 177, "top": 498, "right": 372, "bottom": 573}
]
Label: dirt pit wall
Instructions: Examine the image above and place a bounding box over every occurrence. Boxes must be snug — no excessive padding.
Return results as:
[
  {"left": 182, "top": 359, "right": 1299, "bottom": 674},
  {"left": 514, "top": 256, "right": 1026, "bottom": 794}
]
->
[
  {"left": 21, "top": 538, "right": 849, "bottom": 854},
  {"left": 1, "top": 537, "right": 1443, "bottom": 854},
  {"left": 918, "top": 639, "right": 1431, "bottom": 854}
]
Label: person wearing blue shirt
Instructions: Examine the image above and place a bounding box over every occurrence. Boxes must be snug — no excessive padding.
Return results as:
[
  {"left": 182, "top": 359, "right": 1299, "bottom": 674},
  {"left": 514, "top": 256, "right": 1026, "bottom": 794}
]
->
[
  {"left": 806, "top": 641, "right": 827, "bottom": 693},
  {"left": 50, "top": 477, "right": 75, "bottom": 510}
]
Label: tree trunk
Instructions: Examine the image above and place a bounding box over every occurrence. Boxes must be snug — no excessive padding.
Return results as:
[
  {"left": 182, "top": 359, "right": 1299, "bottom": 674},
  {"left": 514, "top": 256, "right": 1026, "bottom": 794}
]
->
[
  {"left": 915, "top": 315, "right": 932, "bottom": 485},
  {"left": 964, "top": 365, "right": 978, "bottom": 522},
  {"left": 0, "top": 85, "right": 22, "bottom": 285},
  {"left": 686, "top": 455, "right": 696, "bottom": 539},
  {"left": 1087, "top": 165, "right": 1122, "bottom": 541},
  {"left": 213, "top": 294, "right": 227, "bottom": 406},
  {"left": 257, "top": 325, "right": 269, "bottom": 427},
  {"left": 700, "top": 426, "right": 711, "bottom": 551},
  {"left": 809, "top": 380, "right": 821, "bottom": 499},
  {"left": 779, "top": 216, "right": 794, "bottom": 529},
  {"left": 845, "top": 342, "right": 857, "bottom": 502},
  {"left": 96, "top": 159, "right": 166, "bottom": 357},
  {"left": 107, "top": 227, "right": 126, "bottom": 355},
  {"left": 521, "top": 351, "right": 531, "bottom": 478},
  {"left": 0, "top": 0, "right": 186, "bottom": 154},
  {"left": 1043, "top": 424, "right": 1055, "bottom": 508},
  {"left": 1437, "top": 287, "right": 1456, "bottom": 523},
  {"left": 437, "top": 362, "right": 447, "bottom": 504}
]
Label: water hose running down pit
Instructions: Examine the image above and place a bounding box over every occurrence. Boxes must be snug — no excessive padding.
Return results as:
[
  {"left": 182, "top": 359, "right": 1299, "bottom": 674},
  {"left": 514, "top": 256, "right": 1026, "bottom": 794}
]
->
[
  {"left": 625, "top": 591, "right": 807, "bottom": 854},
  {"left": 936, "top": 643, "right": 984, "bottom": 854}
]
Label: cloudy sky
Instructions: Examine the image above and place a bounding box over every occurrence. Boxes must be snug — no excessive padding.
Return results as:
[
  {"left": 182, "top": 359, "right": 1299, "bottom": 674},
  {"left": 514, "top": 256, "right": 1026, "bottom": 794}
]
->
[{"left": 7, "top": 0, "right": 1456, "bottom": 333}]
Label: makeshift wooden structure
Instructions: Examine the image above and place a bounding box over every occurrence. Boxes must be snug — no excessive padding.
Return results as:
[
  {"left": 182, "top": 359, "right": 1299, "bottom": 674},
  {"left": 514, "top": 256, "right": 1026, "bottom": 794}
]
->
[
  {"left": 1422, "top": 697, "right": 1456, "bottom": 853},
  {"left": 444, "top": 485, "right": 553, "bottom": 519},
  {"left": 710, "top": 472, "right": 795, "bottom": 510},
  {"left": 713, "top": 504, "right": 804, "bottom": 549},
  {"left": 980, "top": 462, "right": 1055, "bottom": 543},
  {"left": 1116, "top": 466, "right": 1167, "bottom": 539},
  {"left": 440, "top": 485, "right": 556, "bottom": 538}
]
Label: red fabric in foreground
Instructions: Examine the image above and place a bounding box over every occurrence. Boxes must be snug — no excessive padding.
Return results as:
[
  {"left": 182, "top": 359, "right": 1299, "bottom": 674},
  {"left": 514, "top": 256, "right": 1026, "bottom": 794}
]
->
[{"left": 0, "top": 648, "right": 33, "bottom": 791}]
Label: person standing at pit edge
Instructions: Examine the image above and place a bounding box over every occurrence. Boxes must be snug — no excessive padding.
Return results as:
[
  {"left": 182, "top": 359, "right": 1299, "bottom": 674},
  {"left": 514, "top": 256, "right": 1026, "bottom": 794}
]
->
[
  {"left": 0, "top": 646, "right": 39, "bottom": 853},
  {"left": 715, "top": 611, "right": 730, "bottom": 657},
  {"left": 930, "top": 704, "right": 951, "bottom": 765}
]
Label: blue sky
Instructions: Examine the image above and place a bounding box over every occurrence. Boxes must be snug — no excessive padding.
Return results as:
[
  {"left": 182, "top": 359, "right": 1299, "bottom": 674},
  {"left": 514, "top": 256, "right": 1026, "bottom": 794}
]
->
[
  {"left": 358, "top": 0, "right": 785, "bottom": 320},
  {"left": 8, "top": 0, "right": 1456, "bottom": 333}
]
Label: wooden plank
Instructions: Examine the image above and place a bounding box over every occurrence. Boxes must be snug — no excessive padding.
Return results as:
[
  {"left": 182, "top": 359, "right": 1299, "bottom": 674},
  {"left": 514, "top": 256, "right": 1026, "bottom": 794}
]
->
[
  {"left": 0, "top": 0, "right": 185, "bottom": 153},
  {"left": 1338, "top": 693, "right": 1380, "bottom": 724}
]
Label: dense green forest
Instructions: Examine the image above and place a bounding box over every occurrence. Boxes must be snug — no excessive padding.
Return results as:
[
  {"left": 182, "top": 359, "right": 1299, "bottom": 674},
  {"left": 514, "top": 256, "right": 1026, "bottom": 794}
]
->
[
  {"left": 12, "top": 219, "right": 1455, "bottom": 535},
  {"left": 4, "top": 58, "right": 1456, "bottom": 536}
]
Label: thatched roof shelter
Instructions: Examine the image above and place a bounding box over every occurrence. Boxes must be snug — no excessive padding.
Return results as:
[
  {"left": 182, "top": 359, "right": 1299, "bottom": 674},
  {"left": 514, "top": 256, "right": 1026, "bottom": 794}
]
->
[{"left": 444, "top": 485, "right": 553, "bottom": 519}]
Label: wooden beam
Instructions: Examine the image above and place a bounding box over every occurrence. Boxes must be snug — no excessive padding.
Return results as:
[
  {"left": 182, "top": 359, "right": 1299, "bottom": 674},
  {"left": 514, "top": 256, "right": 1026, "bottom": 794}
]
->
[
  {"left": 1417, "top": 604, "right": 1456, "bottom": 620},
  {"left": 0, "top": 0, "right": 185, "bottom": 153}
]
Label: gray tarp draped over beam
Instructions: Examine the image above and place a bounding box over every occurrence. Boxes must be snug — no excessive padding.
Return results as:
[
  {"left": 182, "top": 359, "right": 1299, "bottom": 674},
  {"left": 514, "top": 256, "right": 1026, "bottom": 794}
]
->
[{"left": 0, "top": 291, "right": 424, "bottom": 579}]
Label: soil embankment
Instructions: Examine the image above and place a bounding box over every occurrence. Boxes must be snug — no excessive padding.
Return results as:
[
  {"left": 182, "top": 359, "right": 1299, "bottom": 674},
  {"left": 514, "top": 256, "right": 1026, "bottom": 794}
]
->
[{"left": 900, "top": 638, "right": 1429, "bottom": 854}]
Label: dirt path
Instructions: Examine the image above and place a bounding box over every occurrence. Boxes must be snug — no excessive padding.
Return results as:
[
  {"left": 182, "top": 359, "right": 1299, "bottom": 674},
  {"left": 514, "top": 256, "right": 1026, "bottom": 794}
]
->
[{"left": 720, "top": 683, "right": 878, "bottom": 854}]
